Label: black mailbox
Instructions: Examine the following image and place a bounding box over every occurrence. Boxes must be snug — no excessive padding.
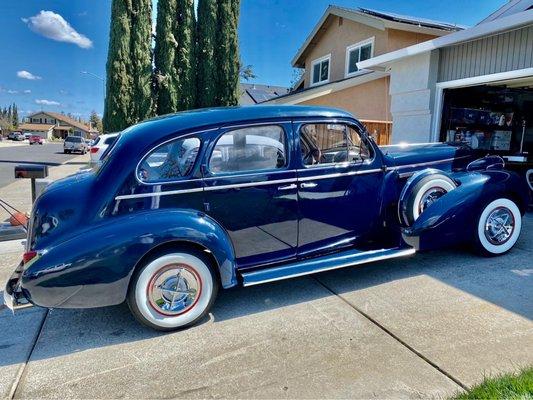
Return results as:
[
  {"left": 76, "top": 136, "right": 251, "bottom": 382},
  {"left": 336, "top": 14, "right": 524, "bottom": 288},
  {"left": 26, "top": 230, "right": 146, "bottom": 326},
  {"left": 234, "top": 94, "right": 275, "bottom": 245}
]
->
[{"left": 14, "top": 164, "right": 48, "bottom": 179}]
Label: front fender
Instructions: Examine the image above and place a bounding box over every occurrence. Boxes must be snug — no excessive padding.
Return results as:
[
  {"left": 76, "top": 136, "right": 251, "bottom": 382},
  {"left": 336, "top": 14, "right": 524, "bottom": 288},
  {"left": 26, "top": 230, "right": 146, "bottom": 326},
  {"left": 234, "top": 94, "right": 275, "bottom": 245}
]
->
[
  {"left": 21, "top": 209, "right": 236, "bottom": 309},
  {"left": 401, "top": 170, "right": 527, "bottom": 250}
]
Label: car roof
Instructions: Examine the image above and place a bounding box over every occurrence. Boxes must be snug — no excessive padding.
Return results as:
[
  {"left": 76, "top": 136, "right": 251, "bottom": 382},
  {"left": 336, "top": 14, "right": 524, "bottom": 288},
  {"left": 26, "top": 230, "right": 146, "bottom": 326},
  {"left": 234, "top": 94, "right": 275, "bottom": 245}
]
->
[{"left": 121, "top": 105, "right": 354, "bottom": 143}]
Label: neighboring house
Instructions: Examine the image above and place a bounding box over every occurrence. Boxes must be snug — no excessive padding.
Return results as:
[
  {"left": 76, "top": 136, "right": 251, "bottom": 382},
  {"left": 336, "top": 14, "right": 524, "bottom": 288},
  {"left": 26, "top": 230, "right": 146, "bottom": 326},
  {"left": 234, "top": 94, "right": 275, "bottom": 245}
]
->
[
  {"left": 265, "top": 6, "right": 463, "bottom": 144},
  {"left": 21, "top": 111, "right": 97, "bottom": 139},
  {"left": 239, "top": 83, "right": 289, "bottom": 105},
  {"left": 358, "top": 0, "right": 533, "bottom": 157}
]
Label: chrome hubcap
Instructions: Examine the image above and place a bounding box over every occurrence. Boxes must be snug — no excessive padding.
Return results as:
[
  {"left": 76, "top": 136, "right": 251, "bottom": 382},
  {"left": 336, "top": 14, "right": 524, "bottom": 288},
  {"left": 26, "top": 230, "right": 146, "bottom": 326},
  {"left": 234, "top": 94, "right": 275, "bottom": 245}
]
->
[
  {"left": 419, "top": 187, "right": 447, "bottom": 214},
  {"left": 148, "top": 265, "right": 201, "bottom": 316},
  {"left": 484, "top": 207, "right": 515, "bottom": 245}
]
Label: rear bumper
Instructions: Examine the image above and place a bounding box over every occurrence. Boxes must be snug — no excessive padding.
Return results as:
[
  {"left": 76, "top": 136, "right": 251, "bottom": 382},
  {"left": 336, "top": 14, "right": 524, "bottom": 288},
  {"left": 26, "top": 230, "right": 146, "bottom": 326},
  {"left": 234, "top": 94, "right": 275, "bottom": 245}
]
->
[{"left": 3, "top": 261, "right": 34, "bottom": 311}]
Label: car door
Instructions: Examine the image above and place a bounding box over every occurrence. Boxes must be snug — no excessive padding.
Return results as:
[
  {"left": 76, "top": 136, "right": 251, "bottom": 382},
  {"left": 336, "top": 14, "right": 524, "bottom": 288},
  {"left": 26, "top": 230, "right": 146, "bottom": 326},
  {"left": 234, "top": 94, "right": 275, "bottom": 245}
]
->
[
  {"left": 202, "top": 122, "right": 298, "bottom": 269},
  {"left": 295, "top": 120, "right": 384, "bottom": 258}
]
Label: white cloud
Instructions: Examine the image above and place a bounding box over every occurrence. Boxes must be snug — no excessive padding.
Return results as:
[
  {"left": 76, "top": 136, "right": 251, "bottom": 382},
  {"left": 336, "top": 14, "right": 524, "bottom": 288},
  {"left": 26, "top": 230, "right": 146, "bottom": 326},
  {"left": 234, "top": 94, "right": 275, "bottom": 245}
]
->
[
  {"left": 35, "top": 99, "right": 60, "bottom": 106},
  {"left": 23, "top": 89, "right": 32, "bottom": 94},
  {"left": 17, "top": 70, "right": 42, "bottom": 80},
  {"left": 7, "top": 89, "right": 18, "bottom": 94},
  {"left": 22, "top": 10, "right": 93, "bottom": 49}
]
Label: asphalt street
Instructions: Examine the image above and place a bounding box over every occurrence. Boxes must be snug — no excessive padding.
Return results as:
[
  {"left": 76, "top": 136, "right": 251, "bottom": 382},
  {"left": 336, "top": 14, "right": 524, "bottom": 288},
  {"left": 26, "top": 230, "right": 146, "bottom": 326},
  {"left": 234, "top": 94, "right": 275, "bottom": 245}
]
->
[{"left": 0, "top": 143, "right": 80, "bottom": 189}]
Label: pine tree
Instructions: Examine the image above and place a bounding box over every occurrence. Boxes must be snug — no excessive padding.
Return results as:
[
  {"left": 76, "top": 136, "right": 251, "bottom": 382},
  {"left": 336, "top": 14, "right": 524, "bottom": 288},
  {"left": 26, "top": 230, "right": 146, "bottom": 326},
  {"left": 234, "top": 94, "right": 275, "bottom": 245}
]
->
[
  {"left": 103, "top": 0, "right": 134, "bottom": 132},
  {"left": 12, "top": 103, "right": 18, "bottom": 127},
  {"left": 130, "top": 0, "right": 154, "bottom": 122},
  {"left": 154, "top": 0, "right": 179, "bottom": 115},
  {"left": 174, "top": 0, "right": 196, "bottom": 110},
  {"left": 7, "top": 105, "right": 12, "bottom": 123},
  {"left": 196, "top": 0, "right": 218, "bottom": 107},
  {"left": 215, "top": 0, "right": 241, "bottom": 106}
]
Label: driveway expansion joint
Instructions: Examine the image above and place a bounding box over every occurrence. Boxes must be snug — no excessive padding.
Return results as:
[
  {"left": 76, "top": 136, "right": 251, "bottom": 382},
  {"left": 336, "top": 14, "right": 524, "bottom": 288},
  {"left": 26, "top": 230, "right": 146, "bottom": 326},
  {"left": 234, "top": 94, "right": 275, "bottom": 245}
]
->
[
  {"left": 9, "top": 309, "right": 49, "bottom": 400},
  {"left": 313, "top": 276, "right": 469, "bottom": 391}
]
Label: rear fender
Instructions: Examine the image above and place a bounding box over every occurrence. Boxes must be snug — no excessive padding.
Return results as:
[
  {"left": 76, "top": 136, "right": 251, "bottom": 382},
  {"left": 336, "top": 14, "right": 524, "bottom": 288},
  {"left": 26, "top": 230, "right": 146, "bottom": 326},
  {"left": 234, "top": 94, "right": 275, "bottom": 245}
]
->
[
  {"left": 21, "top": 209, "right": 236, "bottom": 308},
  {"left": 401, "top": 170, "right": 527, "bottom": 250}
]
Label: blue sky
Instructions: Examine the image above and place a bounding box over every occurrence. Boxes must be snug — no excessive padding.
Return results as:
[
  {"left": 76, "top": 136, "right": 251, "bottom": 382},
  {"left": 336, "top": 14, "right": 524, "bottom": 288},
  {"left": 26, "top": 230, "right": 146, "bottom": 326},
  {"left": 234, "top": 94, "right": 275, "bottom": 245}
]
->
[{"left": 0, "top": 0, "right": 505, "bottom": 120}]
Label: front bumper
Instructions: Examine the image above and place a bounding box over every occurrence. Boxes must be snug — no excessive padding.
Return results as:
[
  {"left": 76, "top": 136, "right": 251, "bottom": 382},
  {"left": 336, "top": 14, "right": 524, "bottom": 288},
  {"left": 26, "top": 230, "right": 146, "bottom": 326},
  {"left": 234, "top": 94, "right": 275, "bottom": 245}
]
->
[{"left": 3, "top": 261, "right": 33, "bottom": 311}]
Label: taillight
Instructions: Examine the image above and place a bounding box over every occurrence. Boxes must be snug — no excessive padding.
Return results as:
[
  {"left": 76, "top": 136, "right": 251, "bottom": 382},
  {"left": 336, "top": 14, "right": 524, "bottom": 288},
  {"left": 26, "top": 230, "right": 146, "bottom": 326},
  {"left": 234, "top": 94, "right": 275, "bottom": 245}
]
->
[
  {"left": 23, "top": 251, "right": 37, "bottom": 264},
  {"left": 90, "top": 147, "right": 99, "bottom": 153}
]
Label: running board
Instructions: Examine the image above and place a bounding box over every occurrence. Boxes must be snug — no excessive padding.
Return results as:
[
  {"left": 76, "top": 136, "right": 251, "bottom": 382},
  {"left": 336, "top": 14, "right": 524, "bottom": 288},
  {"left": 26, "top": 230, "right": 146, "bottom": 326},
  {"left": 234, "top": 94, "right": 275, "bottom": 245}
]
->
[{"left": 241, "top": 247, "right": 416, "bottom": 287}]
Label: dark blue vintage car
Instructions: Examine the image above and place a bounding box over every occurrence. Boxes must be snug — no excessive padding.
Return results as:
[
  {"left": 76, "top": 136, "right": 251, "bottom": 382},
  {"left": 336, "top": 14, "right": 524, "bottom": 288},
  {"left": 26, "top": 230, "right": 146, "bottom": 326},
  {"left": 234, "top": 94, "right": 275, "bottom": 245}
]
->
[{"left": 4, "top": 106, "right": 529, "bottom": 330}]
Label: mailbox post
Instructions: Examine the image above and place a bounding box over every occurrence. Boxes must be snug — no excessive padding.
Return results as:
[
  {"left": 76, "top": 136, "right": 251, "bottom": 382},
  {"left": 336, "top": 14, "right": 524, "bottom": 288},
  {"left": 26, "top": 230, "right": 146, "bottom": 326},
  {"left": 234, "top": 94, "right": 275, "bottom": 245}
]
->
[{"left": 14, "top": 164, "right": 49, "bottom": 203}]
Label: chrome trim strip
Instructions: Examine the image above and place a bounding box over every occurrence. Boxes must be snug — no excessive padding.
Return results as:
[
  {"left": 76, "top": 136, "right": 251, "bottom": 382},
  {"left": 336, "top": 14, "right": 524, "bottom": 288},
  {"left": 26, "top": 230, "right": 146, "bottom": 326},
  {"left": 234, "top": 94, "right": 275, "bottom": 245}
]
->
[
  {"left": 204, "top": 177, "right": 297, "bottom": 191},
  {"left": 242, "top": 248, "right": 416, "bottom": 287},
  {"left": 298, "top": 168, "right": 382, "bottom": 182},
  {"left": 115, "top": 187, "right": 204, "bottom": 200},
  {"left": 203, "top": 168, "right": 290, "bottom": 181}
]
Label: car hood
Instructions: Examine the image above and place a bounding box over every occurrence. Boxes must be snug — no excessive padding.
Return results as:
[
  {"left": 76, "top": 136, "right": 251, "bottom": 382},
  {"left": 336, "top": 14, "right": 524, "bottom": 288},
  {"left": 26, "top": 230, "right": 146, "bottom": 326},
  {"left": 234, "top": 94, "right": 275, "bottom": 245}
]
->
[{"left": 382, "top": 143, "right": 473, "bottom": 167}]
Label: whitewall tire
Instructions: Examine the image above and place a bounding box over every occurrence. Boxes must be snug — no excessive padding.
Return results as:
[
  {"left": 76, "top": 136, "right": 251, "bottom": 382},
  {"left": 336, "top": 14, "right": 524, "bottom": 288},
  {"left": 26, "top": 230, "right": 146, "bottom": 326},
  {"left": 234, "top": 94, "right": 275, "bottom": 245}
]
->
[
  {"left": 128, "top": 251, "right": 217, "bottom": 331},
  {"left": 475, "top": 198, "right": 522, "bottom": 256},
  {"left": 404, "top": 174, "right": 456, "bottom": 225}
]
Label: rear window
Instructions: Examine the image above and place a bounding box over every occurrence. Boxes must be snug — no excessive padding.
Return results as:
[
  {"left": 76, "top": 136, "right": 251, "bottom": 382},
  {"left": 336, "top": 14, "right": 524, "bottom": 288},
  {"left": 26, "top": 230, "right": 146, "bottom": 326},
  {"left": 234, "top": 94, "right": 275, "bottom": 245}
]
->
[
  {"left": 92, "top": 137, "right": 101, "bottom": 146},
  {"left": 65, "top": 136, "right": 82, "bottom": 143},
  {"left": 104, "top": 136, "right": 117, "bottom": 145}
]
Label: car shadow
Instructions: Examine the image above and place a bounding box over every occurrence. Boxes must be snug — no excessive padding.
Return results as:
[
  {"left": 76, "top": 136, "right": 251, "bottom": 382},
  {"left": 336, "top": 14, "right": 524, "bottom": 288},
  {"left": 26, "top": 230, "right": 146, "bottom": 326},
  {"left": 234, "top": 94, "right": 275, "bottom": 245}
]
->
[{"left": 0, "top": 215, "right": 531, "bottom": 368}]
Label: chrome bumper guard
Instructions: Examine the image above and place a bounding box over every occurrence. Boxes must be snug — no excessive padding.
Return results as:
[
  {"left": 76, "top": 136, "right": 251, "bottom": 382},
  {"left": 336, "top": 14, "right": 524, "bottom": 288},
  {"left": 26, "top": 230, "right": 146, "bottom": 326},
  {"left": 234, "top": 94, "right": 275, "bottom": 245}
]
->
[{"left": 3, "top": 262, "right": 33, "bottom": 311}]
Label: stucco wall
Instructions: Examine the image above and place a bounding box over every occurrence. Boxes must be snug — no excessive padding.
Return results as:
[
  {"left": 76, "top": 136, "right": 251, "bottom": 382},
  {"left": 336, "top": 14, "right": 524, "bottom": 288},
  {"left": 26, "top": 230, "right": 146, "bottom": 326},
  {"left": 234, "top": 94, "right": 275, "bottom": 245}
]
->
[
  {"left": 302, "top": 17, "right": 439, "bottom": 88},
  {"left": 300, "top": 77, "right": 391, "bottom": 121},
  {"left": 389, "top": 51, "right": 440, "bottom": 143}
]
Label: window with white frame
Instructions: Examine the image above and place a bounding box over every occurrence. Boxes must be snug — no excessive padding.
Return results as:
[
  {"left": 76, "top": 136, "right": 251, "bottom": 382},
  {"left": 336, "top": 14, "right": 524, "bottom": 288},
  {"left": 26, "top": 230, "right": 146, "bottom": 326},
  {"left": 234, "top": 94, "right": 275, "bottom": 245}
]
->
[
  {"left": 345, "top": 38, "right": 374, "bottom": 76},
  {"left": 311, "top": 54, "right": 331, "bottom": 86}
]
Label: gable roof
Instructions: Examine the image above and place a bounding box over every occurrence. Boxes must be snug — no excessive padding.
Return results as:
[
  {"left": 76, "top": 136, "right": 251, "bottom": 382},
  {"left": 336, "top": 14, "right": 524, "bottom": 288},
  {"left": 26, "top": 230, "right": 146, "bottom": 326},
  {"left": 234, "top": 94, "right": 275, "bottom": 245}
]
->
[
  {"left": 28, "top": 111, "right": 96, "bottom": 132},
  {"left": 292, "top": 6, "right": 464, "bottom": 67},
  {"left": 239, "top": 83, "right": 289, "bottom": 105},
  {"left": 358, "top": 9, "right": 533, "bottom": 70},
  {"left": 478, "top": 0, "right": 533, "bottom": 24}
]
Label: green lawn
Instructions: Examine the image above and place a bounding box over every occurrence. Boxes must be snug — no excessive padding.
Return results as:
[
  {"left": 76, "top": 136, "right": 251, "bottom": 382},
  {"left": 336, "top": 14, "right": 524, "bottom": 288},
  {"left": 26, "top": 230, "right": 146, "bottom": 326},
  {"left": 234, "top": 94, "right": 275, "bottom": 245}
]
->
[{"left": 455, "top": 367, "right": 533, "bottom": 400}]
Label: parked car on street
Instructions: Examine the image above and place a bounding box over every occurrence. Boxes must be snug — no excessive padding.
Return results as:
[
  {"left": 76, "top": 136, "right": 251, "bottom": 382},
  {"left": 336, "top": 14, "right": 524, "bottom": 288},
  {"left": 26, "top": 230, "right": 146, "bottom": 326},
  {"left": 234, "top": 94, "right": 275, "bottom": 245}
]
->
[
  {"left": 8, "top": 132, "right": 24, "bottom": 141},
  {"left": 5, "top": 106, "right": 530, "bottom": 331},
  {"left": 63, "top": 135, "right": 88, "bottom": 154},
  {"left": 29, "top": 135, "right": 44, "bottom": 145},
  {"left": 89, "top": 133, "right": 118, "bottom": 163}
]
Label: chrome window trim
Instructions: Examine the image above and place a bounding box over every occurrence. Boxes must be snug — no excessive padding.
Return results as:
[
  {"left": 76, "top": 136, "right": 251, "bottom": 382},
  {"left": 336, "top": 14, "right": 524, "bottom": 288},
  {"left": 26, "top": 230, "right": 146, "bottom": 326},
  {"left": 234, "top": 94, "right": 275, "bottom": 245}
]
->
[
  {"left": 205, "top": 123, "right": 290, "bottom": 177},
  {"left": 203, "top": 168, "right": 290, "bottom": 181},
  {"left": 135, "top": 128, "right": 218, "bottom": 186}
]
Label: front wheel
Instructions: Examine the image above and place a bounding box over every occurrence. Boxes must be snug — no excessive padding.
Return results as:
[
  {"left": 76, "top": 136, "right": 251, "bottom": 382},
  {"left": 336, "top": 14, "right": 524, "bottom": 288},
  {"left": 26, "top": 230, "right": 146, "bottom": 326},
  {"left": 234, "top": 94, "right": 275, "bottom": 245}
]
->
[
  {"left": 127, "top": 250, "right": 218, "bottom": 331},
  {"left": 474, "top": 198, "right": 522, "bottom": 256}
]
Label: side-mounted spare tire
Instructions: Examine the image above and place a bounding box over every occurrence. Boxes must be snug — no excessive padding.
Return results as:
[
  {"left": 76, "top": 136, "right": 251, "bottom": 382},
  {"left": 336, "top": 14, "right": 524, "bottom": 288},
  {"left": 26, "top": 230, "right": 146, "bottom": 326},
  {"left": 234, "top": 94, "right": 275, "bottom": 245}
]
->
[{"left": 399, "top": 171, "right": 456, "bottom": 226}]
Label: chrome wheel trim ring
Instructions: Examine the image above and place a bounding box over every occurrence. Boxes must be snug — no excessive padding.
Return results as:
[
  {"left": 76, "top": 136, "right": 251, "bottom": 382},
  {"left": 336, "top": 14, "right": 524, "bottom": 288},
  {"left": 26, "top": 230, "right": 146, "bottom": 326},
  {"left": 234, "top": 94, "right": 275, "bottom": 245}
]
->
[
  {"left": 418, "top": 186, "right": 447, "bottom": 215},
  {"left": 147, "top": 264, "right": 202, "bottom": 316},
  {"left": 484, "top": 206, "right": 515, "bottom": 246}
]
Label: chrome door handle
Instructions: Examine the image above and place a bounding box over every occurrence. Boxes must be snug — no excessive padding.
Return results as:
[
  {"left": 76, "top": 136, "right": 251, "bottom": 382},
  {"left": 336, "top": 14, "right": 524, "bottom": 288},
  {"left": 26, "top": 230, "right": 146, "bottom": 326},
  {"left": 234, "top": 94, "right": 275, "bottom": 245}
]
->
[
  {"left": 278, "top": 183, "right": 297, "bottom": 191},
  {"left": 300, "top": 182, "right": 317, "bottom": 188}
]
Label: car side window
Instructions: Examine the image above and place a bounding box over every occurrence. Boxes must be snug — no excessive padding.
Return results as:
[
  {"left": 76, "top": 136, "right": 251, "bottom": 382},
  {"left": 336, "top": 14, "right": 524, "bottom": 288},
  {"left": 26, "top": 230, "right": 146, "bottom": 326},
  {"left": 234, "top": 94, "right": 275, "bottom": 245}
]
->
[
  {"left": 300, "top": 123, "right": 371, "bottom": 166},
  {"left": 209, "top": 125, "right": 287, "bottom": 174},
  {"left": 137, "top": 137, "right": 201, "bottom": 183}
]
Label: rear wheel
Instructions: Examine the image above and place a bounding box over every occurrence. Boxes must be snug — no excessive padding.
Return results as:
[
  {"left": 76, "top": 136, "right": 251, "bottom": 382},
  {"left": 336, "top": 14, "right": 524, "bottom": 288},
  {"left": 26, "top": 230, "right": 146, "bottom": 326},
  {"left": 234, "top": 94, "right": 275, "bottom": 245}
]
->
[
  {"left": 404, "top": 174, "right": 456, "bottom": 225},
  {"left": 127, "top": 250, "right": 218, "bottom": 331},
  {"left": 474, "top": 198, "right": 522, "bottom": 256}
]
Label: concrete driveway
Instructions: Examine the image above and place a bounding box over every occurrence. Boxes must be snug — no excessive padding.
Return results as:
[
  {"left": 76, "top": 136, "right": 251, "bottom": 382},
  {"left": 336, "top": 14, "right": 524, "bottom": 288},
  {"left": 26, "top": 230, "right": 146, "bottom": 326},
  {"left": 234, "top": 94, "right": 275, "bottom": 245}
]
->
[{"left": 1, "top": 215, "right": 531, "bottom": 399}]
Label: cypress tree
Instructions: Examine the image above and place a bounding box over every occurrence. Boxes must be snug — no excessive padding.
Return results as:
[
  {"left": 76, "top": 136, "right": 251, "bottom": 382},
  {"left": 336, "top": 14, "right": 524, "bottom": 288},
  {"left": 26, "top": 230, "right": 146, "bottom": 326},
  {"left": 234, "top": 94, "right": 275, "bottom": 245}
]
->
[
  {"left": 12, "top": 103, "right": 18, "bottom": 127},
  {"left": 196, "top": 0, "right": 218, "bottom": 107},
  {"left": 154, "top": 0, "right": 179, "bottom": 114},
  {"left": 174, "top": 0, "right": 196, "bottom": 110},
  {"left": 130, "top": 0, "right": 154, "bottom": 121},
  {"left": 103, "top": 0, "right": 134, "bottom": 132},
  {"left": 215, "top": 0, "right": 241, "bottom": 106}
]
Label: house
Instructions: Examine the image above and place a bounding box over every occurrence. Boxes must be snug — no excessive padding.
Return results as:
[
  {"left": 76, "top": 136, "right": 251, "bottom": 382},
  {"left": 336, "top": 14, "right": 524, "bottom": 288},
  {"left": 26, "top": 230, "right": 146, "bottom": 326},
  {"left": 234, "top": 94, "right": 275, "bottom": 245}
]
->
[
  {"left": 264, "top": 6, "right": 463, "bottom": 144},
  {"left": 239, "top": 83, "right": 289, "bottom": 105},
  {"left": 19, "top": 111, "right": 97, "bottom": 139},
  {"left": 358, "top": 0, "right": 533, "bottom": 157}
]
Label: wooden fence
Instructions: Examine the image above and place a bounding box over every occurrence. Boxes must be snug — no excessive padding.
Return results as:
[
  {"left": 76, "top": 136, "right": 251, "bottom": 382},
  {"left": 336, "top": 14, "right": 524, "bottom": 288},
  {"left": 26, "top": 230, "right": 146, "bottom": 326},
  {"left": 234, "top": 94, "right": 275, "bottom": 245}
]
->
[{"left": 360, "top": 119, "right": 392, "bottom": 146}]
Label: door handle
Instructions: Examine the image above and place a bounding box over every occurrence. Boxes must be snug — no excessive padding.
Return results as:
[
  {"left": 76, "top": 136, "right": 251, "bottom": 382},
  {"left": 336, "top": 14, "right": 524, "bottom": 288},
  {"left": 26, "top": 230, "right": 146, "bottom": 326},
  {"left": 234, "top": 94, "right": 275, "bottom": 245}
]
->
[
  {"left": 300, "top": 182, "right": 317, "bottom": 188},
  {"left": 278, "top": 183, "right": 297, "bottom": 191}
]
